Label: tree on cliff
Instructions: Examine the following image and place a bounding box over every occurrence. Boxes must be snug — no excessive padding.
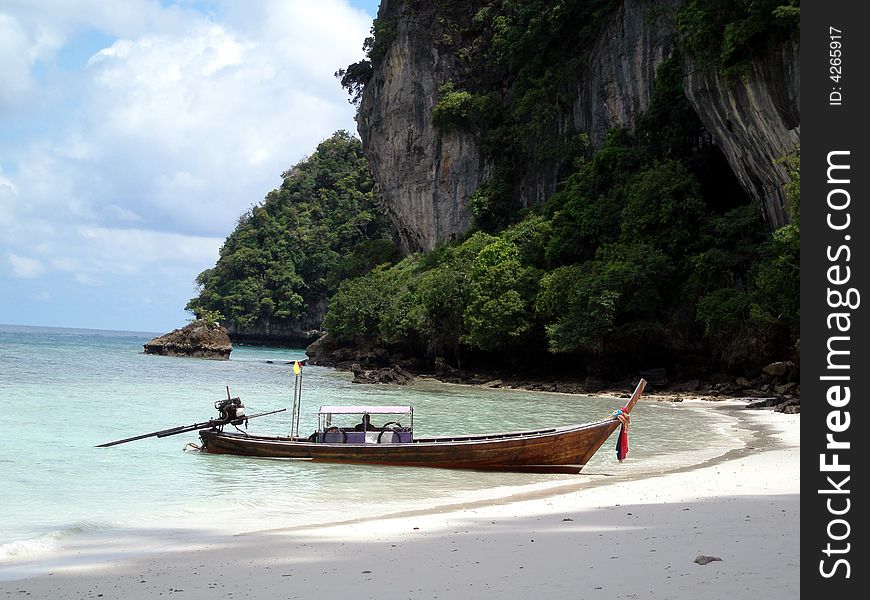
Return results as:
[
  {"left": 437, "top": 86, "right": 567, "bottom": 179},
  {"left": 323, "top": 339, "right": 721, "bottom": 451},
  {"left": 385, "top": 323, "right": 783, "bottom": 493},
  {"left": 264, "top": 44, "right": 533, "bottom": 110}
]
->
[{"left": 186, "top": 131, "right": 398, "bottom": 333}]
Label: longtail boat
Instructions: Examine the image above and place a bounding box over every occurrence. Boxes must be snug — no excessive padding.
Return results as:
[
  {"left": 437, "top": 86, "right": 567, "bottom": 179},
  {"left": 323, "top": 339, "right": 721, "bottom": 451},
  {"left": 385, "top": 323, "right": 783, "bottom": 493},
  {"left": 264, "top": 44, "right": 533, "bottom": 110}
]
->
[
  {"left": 197, "top": 377, "right": 647, "bottom": 473},
  {"left": 97, "top": 366, "right": 647, "bottom": 474}
]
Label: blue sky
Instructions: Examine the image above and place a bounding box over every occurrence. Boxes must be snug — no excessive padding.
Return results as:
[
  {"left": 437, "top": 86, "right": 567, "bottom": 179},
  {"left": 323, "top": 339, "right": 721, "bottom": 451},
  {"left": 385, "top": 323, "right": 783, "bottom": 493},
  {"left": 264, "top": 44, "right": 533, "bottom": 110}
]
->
[{"left": 1, "top": 0, "right": 380, "bottom": 333}]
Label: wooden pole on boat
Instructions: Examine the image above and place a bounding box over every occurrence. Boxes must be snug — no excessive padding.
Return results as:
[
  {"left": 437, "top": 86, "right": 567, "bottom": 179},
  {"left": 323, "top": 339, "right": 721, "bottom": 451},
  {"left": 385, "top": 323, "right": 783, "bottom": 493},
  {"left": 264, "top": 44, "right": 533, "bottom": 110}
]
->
[
  {"left": 290, "top": 363, "right": 298, "bottom": 438},
  {"left": 294, "top": 361, "right": 303, "bottom": 437},
  {"left": 621, "top": 378, "right": 647, "bottom": 415},
  {"left": 95, "top": 407, "right": 287, "bottom": 447},
  {"left": 290, "top": 360, "right": 303, "bottom": 438},
  {"left": 612, "top": 378, "right": 646, "bottom": 463}
]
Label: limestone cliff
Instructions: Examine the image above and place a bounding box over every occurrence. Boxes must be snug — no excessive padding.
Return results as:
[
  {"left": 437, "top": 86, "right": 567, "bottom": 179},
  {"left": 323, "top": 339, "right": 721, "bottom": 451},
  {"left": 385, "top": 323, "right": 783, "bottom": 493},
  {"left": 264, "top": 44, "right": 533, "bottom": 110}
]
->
[
  {"left": 357, "top": 0, "right": 485, "bottom": 253},
  {"left": 683, "top": 40, "right": 800, "bottom": 228},
  {"left": 571, "top": 0, "right": 676, "bottom": 148},
  {"left": 357, "top": 0, "right": 799, "bottom": 249},
  {"left": 225, "top": 298, "right": 325, "bottom": 346}
]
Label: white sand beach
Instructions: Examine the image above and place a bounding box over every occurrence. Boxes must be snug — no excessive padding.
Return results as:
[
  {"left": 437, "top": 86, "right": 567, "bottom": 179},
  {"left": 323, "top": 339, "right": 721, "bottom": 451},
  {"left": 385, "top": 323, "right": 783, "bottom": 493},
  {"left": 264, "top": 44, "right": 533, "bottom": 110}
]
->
[{"left": 1, "top": 405, "right": 799, "bottom": 599}]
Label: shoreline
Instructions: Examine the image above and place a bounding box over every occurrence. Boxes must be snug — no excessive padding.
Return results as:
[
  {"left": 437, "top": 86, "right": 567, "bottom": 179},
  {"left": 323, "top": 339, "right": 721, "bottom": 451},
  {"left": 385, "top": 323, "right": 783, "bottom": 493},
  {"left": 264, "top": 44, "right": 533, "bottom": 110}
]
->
[
  {"left": 321, "top": 358, "right": 801, "bottom": 417},
  {"left": 0, "top": 402, "right": 799, "bottom": 598},
  {"left": 307, "top": 339, "right": 800, "bottom": 404}
]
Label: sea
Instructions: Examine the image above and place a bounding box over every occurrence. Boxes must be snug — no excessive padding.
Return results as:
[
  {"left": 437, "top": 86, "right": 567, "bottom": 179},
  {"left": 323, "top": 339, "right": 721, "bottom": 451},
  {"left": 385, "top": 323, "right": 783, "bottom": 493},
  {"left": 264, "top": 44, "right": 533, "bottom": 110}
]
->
[{"left": 0, "top": 324, "right": 745, "bottom": 579}]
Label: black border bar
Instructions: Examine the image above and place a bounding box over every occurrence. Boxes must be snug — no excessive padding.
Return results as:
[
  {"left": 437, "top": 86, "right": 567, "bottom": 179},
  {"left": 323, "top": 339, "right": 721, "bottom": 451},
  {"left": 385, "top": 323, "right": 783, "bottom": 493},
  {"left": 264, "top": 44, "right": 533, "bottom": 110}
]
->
[{"left": 802, "top": 1, "right": 868, "bottom": 595}]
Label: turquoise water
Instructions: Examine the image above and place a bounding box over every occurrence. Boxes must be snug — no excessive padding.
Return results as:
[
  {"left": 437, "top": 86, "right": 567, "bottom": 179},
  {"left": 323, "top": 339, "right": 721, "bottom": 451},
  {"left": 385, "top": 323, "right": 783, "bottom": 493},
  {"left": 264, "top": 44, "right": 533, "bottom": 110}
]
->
[{"left": 0, "top": 324, "right": 742, "bottom": 576}]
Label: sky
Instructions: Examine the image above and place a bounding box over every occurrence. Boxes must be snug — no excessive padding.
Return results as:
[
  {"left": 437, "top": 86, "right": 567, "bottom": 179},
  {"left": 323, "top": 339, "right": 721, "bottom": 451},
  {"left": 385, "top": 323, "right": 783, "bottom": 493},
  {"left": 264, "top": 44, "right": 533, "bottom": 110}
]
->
[{"left": 0, "top": 0, "right": 380, "bottom": 333}]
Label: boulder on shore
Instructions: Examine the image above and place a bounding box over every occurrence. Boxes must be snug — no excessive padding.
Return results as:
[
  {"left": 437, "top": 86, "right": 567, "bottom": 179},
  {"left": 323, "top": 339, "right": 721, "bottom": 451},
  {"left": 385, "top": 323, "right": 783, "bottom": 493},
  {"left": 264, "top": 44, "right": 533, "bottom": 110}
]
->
[
  {"left": 350, "top": 363, "right": 415, "bottom": 385},
  {"left": 143, "top": 321, "right": 232, "bottom": 360}
]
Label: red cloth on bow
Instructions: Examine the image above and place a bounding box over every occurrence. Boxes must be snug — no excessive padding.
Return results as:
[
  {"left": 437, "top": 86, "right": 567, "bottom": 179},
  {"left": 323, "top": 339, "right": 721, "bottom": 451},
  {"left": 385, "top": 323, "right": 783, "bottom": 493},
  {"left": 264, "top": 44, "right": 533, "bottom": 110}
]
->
[
  {"left": 614, "top": 409, "right": 630, "bottom": 462},
  {"left": 616, "top": 422, "right": 629, "bottom": 461}
]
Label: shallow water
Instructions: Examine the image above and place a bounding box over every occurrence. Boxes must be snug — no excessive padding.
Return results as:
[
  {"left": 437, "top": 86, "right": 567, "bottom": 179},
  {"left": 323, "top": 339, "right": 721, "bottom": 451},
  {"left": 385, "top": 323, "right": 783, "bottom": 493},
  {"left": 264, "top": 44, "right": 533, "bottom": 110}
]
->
[{"left": 0, "top": 324, "right": 742, "bottom": 577}]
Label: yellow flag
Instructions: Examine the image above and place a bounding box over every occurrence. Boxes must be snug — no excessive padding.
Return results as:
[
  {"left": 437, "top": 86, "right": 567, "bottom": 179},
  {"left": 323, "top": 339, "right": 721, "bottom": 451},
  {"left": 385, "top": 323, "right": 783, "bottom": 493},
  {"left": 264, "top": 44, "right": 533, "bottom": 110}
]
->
[{"left": 293, "top": 361, "right": 301, "bottom": 375}]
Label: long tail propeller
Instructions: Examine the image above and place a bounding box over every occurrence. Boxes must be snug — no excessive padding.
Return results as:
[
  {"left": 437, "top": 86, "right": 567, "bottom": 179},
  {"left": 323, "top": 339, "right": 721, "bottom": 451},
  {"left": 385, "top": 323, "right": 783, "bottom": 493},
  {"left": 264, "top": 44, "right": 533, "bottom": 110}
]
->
[{"left": 95, "top": 394, "right": 286, "bottom": 448}]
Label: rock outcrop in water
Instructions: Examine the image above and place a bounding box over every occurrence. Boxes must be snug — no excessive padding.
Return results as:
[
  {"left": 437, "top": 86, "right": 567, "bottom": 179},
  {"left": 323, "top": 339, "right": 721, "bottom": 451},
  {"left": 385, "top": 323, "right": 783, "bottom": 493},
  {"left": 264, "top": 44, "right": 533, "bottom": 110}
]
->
[{"left": 143, "top": 321, "right": 232, "bottom": 360}]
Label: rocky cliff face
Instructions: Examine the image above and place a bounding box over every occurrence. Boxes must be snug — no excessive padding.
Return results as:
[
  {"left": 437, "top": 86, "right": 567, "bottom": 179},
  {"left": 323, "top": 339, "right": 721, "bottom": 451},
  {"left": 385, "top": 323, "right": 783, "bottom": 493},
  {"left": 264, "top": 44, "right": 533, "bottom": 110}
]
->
[
  {"left": 225, "top": 297, "right": 326, "bottom": 346},
  {"left": 358, "top": 0, "right": 799, "bottom": 248},
  {"left": 357, "top": 0, "right": 485, "bottom": 253},
  {"left": 571, "top": 0, "right": 676, "bottom": 148},
  {"left": 683, "top": 40, "right": 800, "bottom": 228}
]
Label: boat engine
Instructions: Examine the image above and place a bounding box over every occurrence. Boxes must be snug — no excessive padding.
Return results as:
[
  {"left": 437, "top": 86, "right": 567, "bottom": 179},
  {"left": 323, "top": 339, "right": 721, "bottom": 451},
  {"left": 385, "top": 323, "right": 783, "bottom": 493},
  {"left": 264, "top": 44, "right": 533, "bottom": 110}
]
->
[{"left": 215, "top": 396, "right": 246, "bottom": 424}]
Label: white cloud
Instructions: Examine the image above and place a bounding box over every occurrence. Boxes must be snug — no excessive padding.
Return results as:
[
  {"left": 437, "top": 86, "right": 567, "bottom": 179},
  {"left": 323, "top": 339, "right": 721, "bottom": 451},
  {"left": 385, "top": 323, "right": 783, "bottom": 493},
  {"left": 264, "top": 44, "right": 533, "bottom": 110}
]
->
[
  {"left": 0, "top": 172, "right": 16, "bottom": 193},
  {"left": 8, "top": 253, "right": 45, "bottom": 278},
  {"left": 2, "top": 0, "right": 195, "bottom": 42},
  {"left": 0, "top": 1, "right": 372, "bottom": 329},
  {"left": 104, "top": 205, "right": 142, "bottom": 223},
  {"left": 76, "top": 226, "right": 222, "bottom": 265},
  {"left": 55, "top": 226, "right": 223, "bottom": 283},
  {"left": 0, "top": 173, "right": 17, "bottom": 229},
  {"left": 3, "top": 0, "right": 369, "bottom": 234},
  {"left": 3, "top": 225, "right": 221, "bottom": 288},
  {"left": 0, "top": 0, "right": 195, "bottom": 111},
  {"left": 0, "top": 13, "right": 34, "bottom": 108}
]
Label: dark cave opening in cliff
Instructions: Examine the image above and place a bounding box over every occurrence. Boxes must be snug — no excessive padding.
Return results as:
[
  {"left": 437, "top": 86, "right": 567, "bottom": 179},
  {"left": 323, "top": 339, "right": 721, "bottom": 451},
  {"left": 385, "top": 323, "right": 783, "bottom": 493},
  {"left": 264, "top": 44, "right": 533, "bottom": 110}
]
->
[{"left": 692, "top": 140, "right": 752, "bottom": 215}]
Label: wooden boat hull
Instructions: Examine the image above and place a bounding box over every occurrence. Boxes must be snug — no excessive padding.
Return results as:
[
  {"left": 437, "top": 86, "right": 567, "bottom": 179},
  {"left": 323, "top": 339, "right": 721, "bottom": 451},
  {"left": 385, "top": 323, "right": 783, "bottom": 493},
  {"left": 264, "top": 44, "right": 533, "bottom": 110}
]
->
[{"left": 198, "top": 418, "right": 622, "bottom": 473}]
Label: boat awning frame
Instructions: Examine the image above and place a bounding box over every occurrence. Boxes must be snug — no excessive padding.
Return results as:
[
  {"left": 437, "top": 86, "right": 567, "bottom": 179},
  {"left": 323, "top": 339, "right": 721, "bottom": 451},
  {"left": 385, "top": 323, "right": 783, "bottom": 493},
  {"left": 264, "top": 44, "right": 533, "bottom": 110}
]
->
[{"left": 318, "top": 405, "right": 412, "bottom": 416}]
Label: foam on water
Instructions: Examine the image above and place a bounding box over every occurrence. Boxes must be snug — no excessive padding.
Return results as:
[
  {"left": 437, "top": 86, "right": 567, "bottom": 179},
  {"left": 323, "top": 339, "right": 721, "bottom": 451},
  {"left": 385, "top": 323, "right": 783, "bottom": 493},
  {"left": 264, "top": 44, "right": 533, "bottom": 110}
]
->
[
  {"left": 0, "top": 534, "right": 63, "bottom": 562},
  {"left": 0, "top": 520, "right": 115, "bottom": 562}
]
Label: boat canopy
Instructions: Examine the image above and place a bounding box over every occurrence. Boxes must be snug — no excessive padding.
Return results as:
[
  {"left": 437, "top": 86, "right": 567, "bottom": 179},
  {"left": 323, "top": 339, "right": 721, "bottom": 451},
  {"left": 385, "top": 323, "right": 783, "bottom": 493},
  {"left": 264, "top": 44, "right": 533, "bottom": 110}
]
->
[{"left": 318, "top": 405, "right": 412, "bottom": 416}]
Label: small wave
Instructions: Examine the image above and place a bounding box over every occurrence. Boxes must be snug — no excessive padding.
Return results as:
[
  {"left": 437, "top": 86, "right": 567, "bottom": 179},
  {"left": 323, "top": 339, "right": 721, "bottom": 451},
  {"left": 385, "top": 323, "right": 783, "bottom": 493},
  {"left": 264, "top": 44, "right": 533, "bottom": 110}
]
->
[
  {"left": 0, "top": 534, "right": 62, "bottom": 561},
  {"left": 0, "top": 522, "right": 111, "bottom": 561}
]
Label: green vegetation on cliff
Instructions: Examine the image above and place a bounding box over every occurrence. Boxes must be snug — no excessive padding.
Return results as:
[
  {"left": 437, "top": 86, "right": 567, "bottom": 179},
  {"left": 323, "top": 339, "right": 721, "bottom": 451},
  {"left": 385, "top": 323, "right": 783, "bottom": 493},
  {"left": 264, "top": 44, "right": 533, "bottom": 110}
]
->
[
  {"left": 327, "top": 48, "right": 799, "bottom": 374},
  {"left": 676, "top": 0, "right": 800, "bottom": 74},
  {"left": 186, "top": 131, "right": 398, "bottom": 331},
  {"left": 430, "top": 0, "right": 622, "bottom": 222}
]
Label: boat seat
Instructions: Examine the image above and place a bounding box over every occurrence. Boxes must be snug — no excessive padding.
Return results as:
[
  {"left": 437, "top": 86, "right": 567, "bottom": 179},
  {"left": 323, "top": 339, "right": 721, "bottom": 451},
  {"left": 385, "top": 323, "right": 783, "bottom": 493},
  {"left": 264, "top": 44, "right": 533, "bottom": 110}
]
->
[
  {"left": 363, "top": 431, "right": 398, "bottom": 444},
  {"left": 378, "top": 431, "right": 399, "bottom": 444}
]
